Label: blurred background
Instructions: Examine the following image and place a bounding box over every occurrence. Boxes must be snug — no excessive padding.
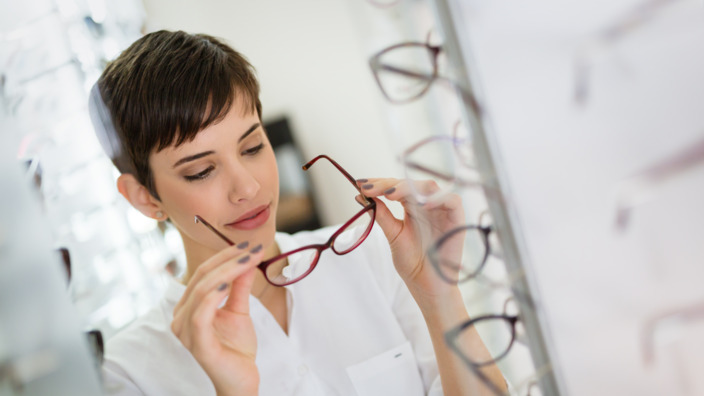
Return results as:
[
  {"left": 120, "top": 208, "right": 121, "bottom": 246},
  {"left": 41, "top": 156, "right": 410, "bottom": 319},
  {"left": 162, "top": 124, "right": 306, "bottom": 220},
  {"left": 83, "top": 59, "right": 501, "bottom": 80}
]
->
[{"left": 2, "top": 0, "right": 704, "bottom": 395}]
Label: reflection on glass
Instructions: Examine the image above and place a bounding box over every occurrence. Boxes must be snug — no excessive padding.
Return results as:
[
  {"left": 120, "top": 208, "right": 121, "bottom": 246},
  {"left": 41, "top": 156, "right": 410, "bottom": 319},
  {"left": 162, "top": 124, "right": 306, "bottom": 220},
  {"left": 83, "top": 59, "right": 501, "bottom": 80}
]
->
[
  {"left": 573, "top": 0, "right": 682, "bottom": 105},
  {"left": 641, "top": 300, "right": 704, "bottom": 365},
  {"left": 614, "top": 135, "right": 704, "bottom": 231}
]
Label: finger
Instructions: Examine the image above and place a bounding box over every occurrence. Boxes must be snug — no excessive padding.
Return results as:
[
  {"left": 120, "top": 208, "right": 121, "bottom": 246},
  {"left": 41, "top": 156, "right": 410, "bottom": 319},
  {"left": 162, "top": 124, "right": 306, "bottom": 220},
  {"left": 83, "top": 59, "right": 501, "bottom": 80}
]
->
[
  {"left": 175, "top": 241, "right": 254, "bottom": 312},
  {"left": 356, "top": 178, "right": 402, "bottom": 199},
  {"left": 174, "top": 246, "right": 262, "bottom": 337},
  {"left": 173, "top": 277, "right": 233, "bottom": 351},
  {"left": 358, "top": 178, "right": 442, "bottom": 205},
  {"left": 181, "top": 247, "right": 262, "bottom": 312},
  {"left": 381, "top": 179, "right": 441, "bottom": 205},
  {"left": 421, "top": 192, "right": 466, "bottom": 225},
  {"left": 222, "top": 264, "right": 258, "bottom": 314},
  {"left": 385, "top": 182, "right": 465, "bottom": 231},
  {"left": 172, "top": 247, "right": 263, "bottom": 348}
]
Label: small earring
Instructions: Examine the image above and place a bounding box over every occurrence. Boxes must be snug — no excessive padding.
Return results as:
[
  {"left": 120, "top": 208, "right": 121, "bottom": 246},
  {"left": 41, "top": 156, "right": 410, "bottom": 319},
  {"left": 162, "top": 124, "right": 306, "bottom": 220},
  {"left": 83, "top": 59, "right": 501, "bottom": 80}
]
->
[{"left": 155, "top": 211, "right": 164, "bottom": 220}]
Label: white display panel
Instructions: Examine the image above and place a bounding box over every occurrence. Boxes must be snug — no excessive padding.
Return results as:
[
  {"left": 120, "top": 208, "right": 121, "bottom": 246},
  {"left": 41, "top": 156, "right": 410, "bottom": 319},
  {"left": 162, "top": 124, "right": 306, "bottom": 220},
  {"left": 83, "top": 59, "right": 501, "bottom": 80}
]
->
[{"left": 446, "top": 0, "right": 704, "bottom": 394}]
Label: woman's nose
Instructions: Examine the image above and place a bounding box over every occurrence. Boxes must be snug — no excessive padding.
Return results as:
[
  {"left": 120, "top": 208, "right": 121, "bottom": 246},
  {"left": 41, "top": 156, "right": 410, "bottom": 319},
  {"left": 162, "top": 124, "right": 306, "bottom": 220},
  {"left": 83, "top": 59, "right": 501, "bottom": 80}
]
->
[{"left": 226, "top": 163, "right": 260, "bottom": 203}]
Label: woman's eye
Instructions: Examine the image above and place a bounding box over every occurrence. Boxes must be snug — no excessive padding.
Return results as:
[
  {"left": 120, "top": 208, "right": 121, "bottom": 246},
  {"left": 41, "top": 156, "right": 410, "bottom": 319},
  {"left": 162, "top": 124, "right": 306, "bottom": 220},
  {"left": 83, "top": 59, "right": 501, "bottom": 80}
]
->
[
  {"left": 242, "top": 143, "right": 264, "bottom": 156},
  {"left": 184, "top": 166, "right": 214, "bottom": 181}
]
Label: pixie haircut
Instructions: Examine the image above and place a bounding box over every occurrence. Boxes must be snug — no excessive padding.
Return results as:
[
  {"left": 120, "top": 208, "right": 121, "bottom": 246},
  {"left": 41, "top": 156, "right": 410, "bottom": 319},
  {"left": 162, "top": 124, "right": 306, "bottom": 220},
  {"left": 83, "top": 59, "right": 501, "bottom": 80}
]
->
[{"left": 97, "top": 30, "right": 262, "bottom": 199}]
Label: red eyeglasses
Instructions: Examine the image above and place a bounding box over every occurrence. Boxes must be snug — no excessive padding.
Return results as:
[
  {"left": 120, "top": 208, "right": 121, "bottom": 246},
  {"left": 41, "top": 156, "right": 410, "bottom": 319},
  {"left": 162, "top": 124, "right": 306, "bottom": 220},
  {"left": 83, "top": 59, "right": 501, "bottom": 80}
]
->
[{"left": 195, "top": 155, "right": 376, "bottom": 286}]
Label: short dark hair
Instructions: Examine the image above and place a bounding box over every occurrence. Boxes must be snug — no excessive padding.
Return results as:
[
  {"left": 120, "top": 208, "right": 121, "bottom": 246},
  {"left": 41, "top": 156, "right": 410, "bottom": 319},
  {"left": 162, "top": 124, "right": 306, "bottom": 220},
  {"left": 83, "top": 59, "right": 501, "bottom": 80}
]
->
[{"left": 97, "top": 30, "right": 262, "bottom": 199}]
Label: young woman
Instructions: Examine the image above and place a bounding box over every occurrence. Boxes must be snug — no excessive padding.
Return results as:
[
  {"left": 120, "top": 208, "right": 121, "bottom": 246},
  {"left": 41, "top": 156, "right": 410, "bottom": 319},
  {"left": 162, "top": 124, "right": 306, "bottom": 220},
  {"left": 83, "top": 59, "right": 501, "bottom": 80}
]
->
[{"left": 90, "top": 30, "right": 507, "bottom": 396}]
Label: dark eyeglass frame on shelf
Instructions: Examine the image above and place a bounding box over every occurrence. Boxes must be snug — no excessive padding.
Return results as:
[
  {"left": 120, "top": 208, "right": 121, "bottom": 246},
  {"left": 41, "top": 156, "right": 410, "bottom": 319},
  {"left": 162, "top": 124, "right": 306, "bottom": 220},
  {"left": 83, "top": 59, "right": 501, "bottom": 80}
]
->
[
  {"left": 369, "top": 40, "right": 442, "bottom": 104},
  {"left": 427, "top": 223, "right": 494, "bottom": 284},
  {"left": 196, "top": 154, "right": 377, "bottom": 287},
  {"left": 368, "top": 39, "right": 482, "bottom": 114},
  {"left": 445, "top": 300, "right": 519, "bottom": 396},
  {"left": 445, "top": 297, "right": 548, "bottom": 396},
  {"left": 426, "top": 209, "right": 499, "bottom": 285}
]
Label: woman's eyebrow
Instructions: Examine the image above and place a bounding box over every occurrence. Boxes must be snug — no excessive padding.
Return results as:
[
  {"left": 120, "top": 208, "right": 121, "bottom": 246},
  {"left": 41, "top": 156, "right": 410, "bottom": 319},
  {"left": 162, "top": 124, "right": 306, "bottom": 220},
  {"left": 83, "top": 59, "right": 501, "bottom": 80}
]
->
[
  {"left": 239, "top": 122, "right": 261, "bottom": 142},
  {"left": 172, "top": 151, "right": 215, "bottom": 168},
  {"left": 172, "top": 123, "right": 261, "bottom": 168}
]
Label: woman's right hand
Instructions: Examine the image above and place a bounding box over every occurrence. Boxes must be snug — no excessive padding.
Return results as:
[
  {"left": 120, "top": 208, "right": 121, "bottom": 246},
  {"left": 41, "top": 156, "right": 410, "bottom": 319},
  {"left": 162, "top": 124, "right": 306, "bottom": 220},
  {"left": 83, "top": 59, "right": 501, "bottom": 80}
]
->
[{"left": 171, "top": 243, "right": 265, "bottom": 396}]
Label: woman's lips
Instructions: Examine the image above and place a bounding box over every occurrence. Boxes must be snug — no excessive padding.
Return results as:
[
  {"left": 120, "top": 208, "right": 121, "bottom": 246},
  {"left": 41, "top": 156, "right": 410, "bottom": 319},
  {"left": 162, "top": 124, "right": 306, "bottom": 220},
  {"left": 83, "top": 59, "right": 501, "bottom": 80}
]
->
[{"left": 226, "top": 205, "right": 270, "bottom": 231}]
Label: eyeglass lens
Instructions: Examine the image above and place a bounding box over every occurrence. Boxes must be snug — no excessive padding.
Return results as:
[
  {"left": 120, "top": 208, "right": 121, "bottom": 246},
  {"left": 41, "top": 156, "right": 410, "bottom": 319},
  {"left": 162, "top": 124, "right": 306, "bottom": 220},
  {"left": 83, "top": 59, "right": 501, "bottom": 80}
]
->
[
  {"left": 264, "top": 248, "right": 319, "bottom": 285},
  {"left": 332, "top": 210, "right": 375, "bottom": 253}
]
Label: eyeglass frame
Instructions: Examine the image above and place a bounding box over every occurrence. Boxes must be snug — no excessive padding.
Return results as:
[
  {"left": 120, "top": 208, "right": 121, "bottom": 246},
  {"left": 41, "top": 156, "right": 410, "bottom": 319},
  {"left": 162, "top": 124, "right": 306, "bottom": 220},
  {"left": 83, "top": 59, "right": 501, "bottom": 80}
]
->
[
  {"left": 195, "top": 154, "right": 376, "bottom": 287},
  {"left": 369, "top": 40, "right": 441, "bottom": 104},
  {"left": 428, "top": 223, "right": 494, "bottom": 284},
  {"left": 427, "top": 209, "right": 496, "bottom": 284},
  {"left": 368, "top": 38, "right": 482, "bottom": 114},
  {"left": 445, "top": 297, "right": 520, "bottom": 396},
  {"left": 445, "top": 295, "right": 551, "bottom": 396},
  {"left": 399, "top": 120, "right": 484, "bottom": 189}
]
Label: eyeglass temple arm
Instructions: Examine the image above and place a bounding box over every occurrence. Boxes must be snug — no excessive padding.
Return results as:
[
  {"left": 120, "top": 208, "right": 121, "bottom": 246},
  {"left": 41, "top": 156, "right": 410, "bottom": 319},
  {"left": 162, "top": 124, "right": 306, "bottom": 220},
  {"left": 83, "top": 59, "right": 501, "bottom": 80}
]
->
[
  {"left": 194, "top": 215, "right": 235, "bottom": 246},
  {"left": 303, "top": 155, "right": 371, "bottom": 203},
  {"left": 372, "top": 62, "right": 436, "bottom": 82}
]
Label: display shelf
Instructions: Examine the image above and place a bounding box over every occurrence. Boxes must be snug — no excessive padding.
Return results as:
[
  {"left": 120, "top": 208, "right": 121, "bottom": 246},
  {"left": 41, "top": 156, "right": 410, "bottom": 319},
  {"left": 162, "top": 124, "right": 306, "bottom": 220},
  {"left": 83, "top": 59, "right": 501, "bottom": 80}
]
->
[{"left": 430, "top": 1, "right": 563, "bottom": 394}]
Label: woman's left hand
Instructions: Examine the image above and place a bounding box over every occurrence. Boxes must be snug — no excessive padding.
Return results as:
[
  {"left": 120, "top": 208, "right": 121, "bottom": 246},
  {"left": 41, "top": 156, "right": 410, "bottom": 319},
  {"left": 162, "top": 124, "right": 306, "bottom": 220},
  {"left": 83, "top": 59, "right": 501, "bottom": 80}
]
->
[{"left": 357, "top": 177, "right": 466, "bottom": 300}]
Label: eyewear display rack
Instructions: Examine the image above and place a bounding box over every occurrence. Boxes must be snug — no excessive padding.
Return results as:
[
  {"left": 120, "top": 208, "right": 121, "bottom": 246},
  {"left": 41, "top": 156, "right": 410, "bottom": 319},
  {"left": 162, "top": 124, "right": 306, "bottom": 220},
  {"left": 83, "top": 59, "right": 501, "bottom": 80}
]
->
[
  {"left": 430, "top": 1, "right": 563, "bottom": 395},
  {"left": 428, "top": 0, "right": 704, "bottom": 395}
]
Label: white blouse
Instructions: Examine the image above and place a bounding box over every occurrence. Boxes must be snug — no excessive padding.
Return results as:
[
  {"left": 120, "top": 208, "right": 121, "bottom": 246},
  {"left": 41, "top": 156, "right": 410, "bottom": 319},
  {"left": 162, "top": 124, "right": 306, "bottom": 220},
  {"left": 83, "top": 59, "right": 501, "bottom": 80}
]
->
[{"left": 102, "top": 223, "right": 444, "bottom": 396}]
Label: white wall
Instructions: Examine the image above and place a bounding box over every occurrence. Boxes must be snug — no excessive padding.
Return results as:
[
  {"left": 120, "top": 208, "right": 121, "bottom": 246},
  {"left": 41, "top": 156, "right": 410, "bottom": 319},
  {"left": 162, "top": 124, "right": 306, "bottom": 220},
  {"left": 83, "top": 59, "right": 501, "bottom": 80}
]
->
[{"left": 141, "top": 0, "right": 400, "bottom": 226}]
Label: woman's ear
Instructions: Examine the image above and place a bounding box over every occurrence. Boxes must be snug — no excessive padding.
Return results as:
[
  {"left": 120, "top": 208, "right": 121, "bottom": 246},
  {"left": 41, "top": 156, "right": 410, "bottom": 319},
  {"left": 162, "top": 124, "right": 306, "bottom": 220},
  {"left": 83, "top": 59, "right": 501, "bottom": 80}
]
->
[{"left": 116, "top": 174, "right": 166, "bottom": 220}]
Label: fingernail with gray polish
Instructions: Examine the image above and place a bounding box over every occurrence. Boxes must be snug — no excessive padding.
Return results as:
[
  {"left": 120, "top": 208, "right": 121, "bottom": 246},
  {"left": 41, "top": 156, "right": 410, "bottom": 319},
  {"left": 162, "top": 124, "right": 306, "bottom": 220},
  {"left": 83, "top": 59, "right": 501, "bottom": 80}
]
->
[
  {"left": 250, "top": 244, "right": 263, "bottom": 254},
  {"left": 357, "top": 178, "right": 368, "bottom": 183},
  {"left": 238, "top": 255, "right": 251, "bottom": 264},
  {"left": 362, "top": 183, "right": 374, "bottom": 190},
  {"left": 237, "top": 241, "right": 249, "bottom": 249},
  {"left": 217, "top": 282, "right": 228, "bottom": 291},
  {"left": 383, "top": 187, "right": 396, "bottom": 195}
]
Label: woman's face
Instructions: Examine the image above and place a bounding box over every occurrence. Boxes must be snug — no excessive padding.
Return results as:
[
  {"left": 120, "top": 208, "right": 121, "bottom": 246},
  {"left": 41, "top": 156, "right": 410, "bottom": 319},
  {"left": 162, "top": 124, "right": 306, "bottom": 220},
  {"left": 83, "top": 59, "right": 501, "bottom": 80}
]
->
[{"left": 148, "top": 98, "right": 279, "bottom": 262}]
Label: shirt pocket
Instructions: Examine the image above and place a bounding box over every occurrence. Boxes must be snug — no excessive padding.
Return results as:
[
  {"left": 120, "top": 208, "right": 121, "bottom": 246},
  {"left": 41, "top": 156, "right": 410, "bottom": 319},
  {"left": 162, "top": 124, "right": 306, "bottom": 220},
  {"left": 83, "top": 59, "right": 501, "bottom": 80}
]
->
[{"left": 345, "top": 341, "right": 426, "bottom": 396}]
